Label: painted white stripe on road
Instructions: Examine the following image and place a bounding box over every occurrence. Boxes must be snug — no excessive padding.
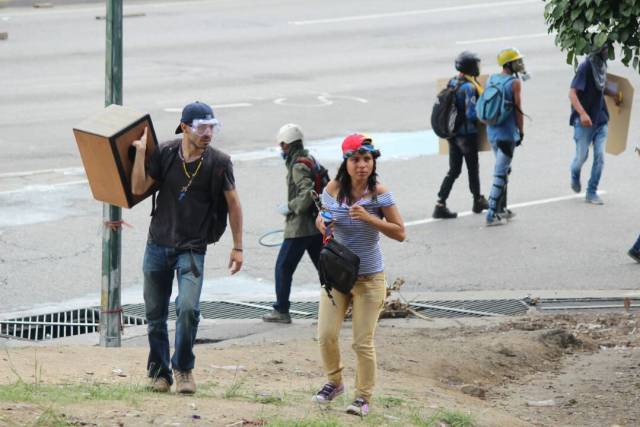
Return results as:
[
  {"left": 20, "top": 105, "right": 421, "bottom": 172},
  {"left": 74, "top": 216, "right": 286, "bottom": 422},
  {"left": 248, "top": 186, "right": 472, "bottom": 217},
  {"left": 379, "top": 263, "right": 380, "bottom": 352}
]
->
[
  {"left": 405, "top": 192, "right": 606, "bottom": 227},
  {"left": 163, "top": 103, "right": 252, "bottom": 113},
  {"left": 289, "top": 0, "right": 538, "bottom": 26},
  {"left": 0, "top": 167, "right": 84, "bottom": 179},
  {"left": 0, "top": 179, "right": 88, "bottom": 196},
  {"left": 456, "top": 33, "right": 550, "bottom": 45}
]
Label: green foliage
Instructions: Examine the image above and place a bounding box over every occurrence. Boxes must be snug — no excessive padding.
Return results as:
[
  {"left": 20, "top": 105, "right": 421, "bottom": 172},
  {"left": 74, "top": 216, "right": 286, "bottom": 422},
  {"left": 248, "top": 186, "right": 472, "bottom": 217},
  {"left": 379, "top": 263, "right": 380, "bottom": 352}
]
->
[
  {"left": 266, "top": 418, "right": 344, "bottom": 427},
  {"left": 34, "top": 408, "right": 74, "bottom": 427},
  {"left": 543, "top": 0, "right": 640, "bottom": 72},
  {"left": 0, "top": 381, "right": 147, "bottom": 405},
  {"left": 414, "top": 408, "right": 475, "bottom": 427}
]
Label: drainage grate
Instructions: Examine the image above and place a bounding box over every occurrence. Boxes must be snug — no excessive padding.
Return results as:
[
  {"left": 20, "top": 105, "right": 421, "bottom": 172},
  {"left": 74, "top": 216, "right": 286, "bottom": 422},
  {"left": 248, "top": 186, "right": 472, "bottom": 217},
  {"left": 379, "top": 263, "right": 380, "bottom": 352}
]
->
[
  {"left": 534, "top": 297, "right": 640, "bottom": 312},
  {"left": 12, "top": 297, "right": 636, "bottom": 342},
  {"left": 0, "top": 308, "right": 145, "bottom": 341}
]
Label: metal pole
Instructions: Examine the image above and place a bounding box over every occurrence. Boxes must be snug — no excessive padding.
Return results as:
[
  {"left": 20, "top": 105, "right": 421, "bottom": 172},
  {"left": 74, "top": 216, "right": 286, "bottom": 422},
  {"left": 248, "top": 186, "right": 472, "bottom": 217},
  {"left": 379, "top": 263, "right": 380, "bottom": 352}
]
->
[{"left": 100, "top": 0, "right": 123, "bottom": 347}]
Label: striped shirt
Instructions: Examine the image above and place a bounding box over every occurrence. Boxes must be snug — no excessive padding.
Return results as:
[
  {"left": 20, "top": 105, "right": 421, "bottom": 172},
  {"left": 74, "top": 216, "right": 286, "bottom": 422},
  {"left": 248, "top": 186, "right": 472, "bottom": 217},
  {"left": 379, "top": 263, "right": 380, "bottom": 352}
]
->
[{"left": 322, "top": 190, "right": 396, "bottom": 275}]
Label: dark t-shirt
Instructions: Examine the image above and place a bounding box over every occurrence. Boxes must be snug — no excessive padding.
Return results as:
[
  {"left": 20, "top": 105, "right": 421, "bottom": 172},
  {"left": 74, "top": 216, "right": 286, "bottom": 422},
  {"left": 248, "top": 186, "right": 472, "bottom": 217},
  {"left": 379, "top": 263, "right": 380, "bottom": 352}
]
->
[
  {"left": 570, "top": 59, "right": 608, "bottom": 126},
  {"left": 147, "top": 139, "right": 235, "bottom": 252}
]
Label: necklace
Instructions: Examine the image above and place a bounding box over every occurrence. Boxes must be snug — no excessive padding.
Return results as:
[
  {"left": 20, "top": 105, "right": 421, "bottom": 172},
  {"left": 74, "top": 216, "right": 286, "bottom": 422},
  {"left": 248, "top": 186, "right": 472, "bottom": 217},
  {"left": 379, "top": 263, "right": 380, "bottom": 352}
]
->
[{"left": 178, "top": 151, "right": 204, "bottom": 202}]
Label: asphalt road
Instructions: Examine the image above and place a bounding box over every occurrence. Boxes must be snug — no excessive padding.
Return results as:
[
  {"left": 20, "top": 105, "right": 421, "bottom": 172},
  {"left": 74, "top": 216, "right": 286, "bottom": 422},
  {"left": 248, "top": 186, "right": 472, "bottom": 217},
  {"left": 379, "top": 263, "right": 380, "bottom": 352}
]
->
[{"left": 1, "top": 0, "right": 640, "bottom": 315}]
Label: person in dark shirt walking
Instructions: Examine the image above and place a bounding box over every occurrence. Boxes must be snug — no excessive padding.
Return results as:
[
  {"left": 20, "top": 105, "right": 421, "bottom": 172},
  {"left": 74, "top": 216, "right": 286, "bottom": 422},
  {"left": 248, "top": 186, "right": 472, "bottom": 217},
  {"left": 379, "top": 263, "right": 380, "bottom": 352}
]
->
[
  {"left": 131, "top": 101, "right": 244, "bottom": 394},
  {"left": 569, "top": 42, "right": 622, "bottom": 205}
]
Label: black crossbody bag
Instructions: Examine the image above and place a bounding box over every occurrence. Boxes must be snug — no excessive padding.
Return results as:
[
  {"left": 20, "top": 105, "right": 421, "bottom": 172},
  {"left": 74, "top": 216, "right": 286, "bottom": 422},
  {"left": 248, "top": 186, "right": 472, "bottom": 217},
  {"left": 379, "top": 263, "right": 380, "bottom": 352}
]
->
[
  {"left": 318, "top": 237, "right": 360, "bottom": 302},
  {"left": 311, "top": 190, "right": 360, "bottom": 303}
]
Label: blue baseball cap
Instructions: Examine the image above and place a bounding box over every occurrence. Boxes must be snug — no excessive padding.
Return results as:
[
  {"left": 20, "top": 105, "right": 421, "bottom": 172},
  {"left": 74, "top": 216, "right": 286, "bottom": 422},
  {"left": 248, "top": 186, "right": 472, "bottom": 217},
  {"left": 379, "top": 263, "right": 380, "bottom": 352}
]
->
[{"left": 175, "top": 101, "right": 217, "bottom": 134}]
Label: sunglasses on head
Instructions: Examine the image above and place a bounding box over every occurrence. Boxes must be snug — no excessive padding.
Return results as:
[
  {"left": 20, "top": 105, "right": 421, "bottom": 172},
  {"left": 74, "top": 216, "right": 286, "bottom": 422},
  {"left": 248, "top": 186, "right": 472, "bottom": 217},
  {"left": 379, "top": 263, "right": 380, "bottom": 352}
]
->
[{"left": 343, "top": 144, "right": 380, "bottom": 159}]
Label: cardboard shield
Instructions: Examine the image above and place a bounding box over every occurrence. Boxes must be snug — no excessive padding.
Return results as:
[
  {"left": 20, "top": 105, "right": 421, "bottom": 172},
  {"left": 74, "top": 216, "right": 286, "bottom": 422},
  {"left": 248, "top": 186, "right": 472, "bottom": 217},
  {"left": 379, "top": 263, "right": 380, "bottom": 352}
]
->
[
  {"left": 604, "top": 73, "right": 634, "bottom": 155},
  {"left": 73, "top": 105, "right": 159, "bottom": 208},
  {"left": 436, "top": 75, "right": 491, "bottom": 155}
]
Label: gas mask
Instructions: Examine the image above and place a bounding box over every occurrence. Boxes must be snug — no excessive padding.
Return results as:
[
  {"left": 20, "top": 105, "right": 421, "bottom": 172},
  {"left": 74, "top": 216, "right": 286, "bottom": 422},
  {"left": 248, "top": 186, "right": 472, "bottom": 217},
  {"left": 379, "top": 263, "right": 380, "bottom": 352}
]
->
[{"left": 510, "top": 58, "right": 531, "bottom": 81}]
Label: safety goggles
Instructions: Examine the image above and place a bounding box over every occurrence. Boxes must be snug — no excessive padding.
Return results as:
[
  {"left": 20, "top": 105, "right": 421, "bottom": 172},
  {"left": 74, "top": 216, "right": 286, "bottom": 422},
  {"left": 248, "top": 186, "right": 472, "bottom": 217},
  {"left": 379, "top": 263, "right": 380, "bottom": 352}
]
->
[
  {"left": 190, "top": 118, "right": 221, "bottom": 136},
  {"left": 343, "top": 144, "right": 380, "bottom": 160}
]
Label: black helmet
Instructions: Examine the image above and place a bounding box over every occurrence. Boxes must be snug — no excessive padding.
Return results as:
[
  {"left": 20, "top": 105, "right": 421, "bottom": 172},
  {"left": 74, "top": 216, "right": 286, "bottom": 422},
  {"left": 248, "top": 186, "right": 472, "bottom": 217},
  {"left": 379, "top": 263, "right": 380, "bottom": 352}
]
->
[{"left": 455, "top": 51, "right": 481, "bottom": 76}]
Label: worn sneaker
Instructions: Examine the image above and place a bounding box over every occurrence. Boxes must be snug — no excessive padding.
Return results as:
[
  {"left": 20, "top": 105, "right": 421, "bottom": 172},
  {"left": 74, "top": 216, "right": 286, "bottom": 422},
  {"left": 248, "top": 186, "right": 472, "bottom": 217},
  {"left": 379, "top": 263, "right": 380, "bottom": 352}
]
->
[
  {"left": 346, "top": 397, "right": 369, "bottom": 416},
  {"left": 628, "top": 249, "right": 640, "bottom": 263},
  {"left": 486, "top": 213, "right": 507, "bottom": 227},
  {"left": 262, "top": 309, "right": 292, "bottom": 324},
  {"left": 174, "top": 369, "right": 196, "bottom": 394},
  {"left": 472, "top": 195, "right": 489, "bottom": 214},
  {"left": 585, "top": 193, "right": 604, "bottom": 205},
  {"left": 311, "top": 382, "right": 344, "bottom": 404},
  {"left": 147, "top": 376, "right": 171, "bottom": 393},
  {"left": 433, "top": 203, "right": 457, "bottom": 219},
  {"left": 571, "top": 179, "right": 581, "bottom": 193}
]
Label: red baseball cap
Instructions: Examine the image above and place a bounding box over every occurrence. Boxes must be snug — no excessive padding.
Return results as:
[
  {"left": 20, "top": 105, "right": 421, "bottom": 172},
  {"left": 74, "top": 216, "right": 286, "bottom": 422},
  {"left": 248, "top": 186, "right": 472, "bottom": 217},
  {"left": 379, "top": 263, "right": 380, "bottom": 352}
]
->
[{"left": 341, "top": 133, "right": 380, "bottom": 159}]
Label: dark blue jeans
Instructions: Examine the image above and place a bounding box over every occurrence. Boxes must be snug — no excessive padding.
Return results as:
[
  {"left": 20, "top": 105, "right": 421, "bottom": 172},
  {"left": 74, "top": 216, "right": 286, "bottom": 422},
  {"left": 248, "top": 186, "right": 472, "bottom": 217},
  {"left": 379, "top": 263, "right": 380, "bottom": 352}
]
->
[
  {"left": 273, "top": 234, "right": 322, "bottom": 313},
  {"left": 632, "top": 235, "right": 640, "bottom": 252},
  {"left": 143, "top": 241, "right": 205, "bottom": 383}
]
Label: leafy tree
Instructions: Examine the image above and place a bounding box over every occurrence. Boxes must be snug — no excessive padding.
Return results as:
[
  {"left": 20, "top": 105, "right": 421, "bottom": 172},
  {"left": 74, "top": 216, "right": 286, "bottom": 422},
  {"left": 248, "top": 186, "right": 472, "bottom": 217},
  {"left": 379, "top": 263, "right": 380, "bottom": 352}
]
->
[{"left": 544, "top": 0, "right": 640, "bottom": 71}]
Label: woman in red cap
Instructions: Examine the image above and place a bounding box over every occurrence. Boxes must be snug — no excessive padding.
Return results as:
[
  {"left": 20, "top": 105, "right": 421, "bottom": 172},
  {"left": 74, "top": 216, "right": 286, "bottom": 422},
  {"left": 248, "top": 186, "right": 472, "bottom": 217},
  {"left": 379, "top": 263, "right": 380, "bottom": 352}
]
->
[{"left": 312, "top": 133, "right": 405, "bottom": 417}]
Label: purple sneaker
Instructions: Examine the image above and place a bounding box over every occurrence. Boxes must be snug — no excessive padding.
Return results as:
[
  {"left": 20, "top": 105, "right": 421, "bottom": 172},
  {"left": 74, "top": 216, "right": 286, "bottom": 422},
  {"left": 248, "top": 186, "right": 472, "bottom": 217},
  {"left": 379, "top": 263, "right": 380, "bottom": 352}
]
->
[
  {"left": 311, "top": 382, "right": 344, "bottom": 404},
  {"left": 346, "top": 397, "right": 369, "bottom": 416}
]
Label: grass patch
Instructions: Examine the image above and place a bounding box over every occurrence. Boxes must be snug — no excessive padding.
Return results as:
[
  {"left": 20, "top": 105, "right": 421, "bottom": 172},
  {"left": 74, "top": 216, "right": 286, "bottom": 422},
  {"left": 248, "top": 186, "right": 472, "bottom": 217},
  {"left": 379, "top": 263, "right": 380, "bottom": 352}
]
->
[
  {"left": 253, "top": 391, "right": 286, "bottom": 405},
  {"left": 222, "top": 372, "right": 246, "bottom": 399},
  {"left": 0, "top": 381, "right": 148, "bottom": 405},
  {"left": 266, "top": 417, "right": 344, "bottom": 427},
  {"left": 414, "top": 408, "right": 475, "bottom": 427},
  {"left": 376, "top": 395, "right": 406, "bottom": 409},
  {"left": 34, "top": 408, "right": 73, "bottom": 427}
]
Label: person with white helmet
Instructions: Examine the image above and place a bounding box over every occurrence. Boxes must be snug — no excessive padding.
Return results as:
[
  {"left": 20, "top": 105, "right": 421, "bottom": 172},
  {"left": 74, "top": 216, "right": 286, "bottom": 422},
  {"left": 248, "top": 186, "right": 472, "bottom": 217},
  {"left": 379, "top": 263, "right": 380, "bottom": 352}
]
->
[
  {"left": 484, "top": 48, "right": 527, "bottom": 226},
  {"left": 262, "top": 124, "right": 324, "bottom": 324}
]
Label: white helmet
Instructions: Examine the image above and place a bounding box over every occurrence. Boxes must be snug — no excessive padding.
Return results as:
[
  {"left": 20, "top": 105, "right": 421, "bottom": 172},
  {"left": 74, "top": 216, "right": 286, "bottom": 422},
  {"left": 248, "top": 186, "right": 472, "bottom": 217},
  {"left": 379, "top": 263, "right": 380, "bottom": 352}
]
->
[{"left": 277, "top": 123, "right": 303, "bottom": 145}]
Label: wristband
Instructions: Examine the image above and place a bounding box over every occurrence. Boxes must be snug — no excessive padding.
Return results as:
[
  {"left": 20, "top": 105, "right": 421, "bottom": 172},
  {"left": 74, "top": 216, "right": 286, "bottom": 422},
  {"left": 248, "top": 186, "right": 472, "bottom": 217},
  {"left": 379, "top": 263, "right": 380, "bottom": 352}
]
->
[{"left": 232, "top": 248, "right": 243, "bottom": 252}]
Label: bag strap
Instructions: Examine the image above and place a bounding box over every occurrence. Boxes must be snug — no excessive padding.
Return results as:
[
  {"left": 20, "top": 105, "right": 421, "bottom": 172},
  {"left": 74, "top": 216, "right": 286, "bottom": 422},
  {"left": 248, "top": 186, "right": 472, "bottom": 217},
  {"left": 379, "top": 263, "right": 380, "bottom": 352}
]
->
[{"left": 150, "top": 143, "right": 179, "bottom": 217}]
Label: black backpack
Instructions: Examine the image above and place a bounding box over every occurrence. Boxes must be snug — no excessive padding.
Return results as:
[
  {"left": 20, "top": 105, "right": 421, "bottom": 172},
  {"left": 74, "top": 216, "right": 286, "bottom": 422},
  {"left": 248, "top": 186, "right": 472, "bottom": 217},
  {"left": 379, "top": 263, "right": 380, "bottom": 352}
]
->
[{"left": 430, "top": 78, "right": 464, "bottom": 139}]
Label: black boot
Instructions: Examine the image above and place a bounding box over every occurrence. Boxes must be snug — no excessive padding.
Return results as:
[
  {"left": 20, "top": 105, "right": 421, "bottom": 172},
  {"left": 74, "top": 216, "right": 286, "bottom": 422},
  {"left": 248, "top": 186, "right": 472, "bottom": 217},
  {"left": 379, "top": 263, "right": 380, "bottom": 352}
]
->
[
  {"left": 472, "top": 195, "right": 489, "bottom": 214},
  {"left": 433, "top": 202, "right": 457, "bottom": 219}
]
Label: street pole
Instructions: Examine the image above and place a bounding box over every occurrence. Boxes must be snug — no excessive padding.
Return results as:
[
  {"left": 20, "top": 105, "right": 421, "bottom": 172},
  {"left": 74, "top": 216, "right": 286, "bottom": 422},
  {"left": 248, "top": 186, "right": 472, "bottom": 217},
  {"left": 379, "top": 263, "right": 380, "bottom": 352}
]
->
[{"left": 100, "top": 0, "right": 123, "bottom": 347}]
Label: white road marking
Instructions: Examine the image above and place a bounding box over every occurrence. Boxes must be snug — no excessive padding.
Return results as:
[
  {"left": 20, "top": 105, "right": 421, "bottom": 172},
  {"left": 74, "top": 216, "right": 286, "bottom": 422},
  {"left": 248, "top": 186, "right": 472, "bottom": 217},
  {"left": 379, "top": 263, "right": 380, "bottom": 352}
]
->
[
  {"left": 0, "top": 179, "right": 88, "bottom": 196},
  {"left": 289, "top": 0, "right": 538, "bottom": 26},
  {"left": 456, "top": 32, "right": 550, "bottom": 45},
  {"left": 163, "top": 103, "right": 252, "bottom": 113},
  {"left": 405, "top": 192, "right": 607, "bottom": 227},
  {"left": 0, "top": 167, "right": 84, "bottom": 179},
  {"left": 274, "top": 94, "right": 369, "bottom": 107}
]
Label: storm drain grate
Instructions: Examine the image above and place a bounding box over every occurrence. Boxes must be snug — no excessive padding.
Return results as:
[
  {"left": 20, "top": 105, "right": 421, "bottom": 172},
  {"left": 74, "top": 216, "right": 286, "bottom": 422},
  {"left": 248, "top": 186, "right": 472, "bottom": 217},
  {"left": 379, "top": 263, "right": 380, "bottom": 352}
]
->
[
  {"left": 0, "top": 308, "right": 145, "bottom": 341},
  {"left": 0, "top": 299, "right": 529, "bottom": 342},
  {"left": 533, "top": 297, "right": 640, "bottom": 312}
]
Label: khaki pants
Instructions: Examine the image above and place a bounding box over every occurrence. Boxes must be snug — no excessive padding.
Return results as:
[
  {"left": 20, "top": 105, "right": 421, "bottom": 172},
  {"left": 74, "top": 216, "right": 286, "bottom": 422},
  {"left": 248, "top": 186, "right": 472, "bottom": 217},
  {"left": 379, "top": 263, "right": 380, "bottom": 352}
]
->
[{"left": 317, "top": 272, "right": 386, "bottom": 401}]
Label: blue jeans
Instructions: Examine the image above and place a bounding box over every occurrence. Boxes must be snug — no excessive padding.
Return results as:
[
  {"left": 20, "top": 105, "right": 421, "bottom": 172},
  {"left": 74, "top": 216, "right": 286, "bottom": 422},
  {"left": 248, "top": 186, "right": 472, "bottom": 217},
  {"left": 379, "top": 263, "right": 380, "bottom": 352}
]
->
[
  {"left": 143, "top": 241, "right": 205, "bottom": 383},
  {"left": 273, "top": 234, "right": 322, "bottom": 313},
  {"left": 487, "top": 140, "right": 516, "bottom": 218},
  {"left": 631, "top": 234, "right": 640, "bottom": 252},
  {"left": 571, "top": 122, "right": 608, "bottom": 196}
]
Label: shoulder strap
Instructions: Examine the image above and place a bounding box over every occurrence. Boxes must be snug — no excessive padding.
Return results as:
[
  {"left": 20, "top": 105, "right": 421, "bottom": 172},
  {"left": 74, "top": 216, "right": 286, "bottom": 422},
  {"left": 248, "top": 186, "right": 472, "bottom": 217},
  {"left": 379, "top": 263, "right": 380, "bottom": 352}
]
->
[{"left": 150, "top": 142, "right": 180, "bottom": 217}]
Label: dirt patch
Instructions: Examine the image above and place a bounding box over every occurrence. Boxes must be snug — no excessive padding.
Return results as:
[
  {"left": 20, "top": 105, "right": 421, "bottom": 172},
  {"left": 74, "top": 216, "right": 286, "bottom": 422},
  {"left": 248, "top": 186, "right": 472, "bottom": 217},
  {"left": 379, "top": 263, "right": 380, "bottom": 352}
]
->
[{"left": 0, "top": 312, "right": 638, "bottom": 426}]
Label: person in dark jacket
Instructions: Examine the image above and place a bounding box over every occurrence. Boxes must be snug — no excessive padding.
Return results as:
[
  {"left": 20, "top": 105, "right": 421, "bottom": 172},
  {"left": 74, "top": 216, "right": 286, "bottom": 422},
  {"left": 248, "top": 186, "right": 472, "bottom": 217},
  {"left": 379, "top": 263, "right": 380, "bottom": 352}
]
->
[
  {"left": 262, "top": 124, "right": 323, "bottom": 324},
  {"left": 433, "top": 51, "right": 488, "bottom": 219}
]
